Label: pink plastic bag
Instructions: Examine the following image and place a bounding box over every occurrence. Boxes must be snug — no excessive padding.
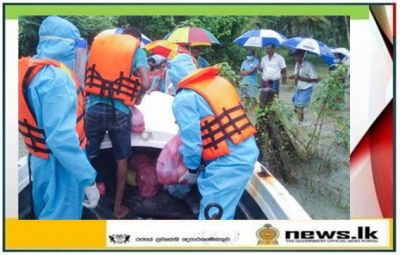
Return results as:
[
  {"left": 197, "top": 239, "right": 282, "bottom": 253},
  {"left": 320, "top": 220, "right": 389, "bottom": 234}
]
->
[
  {"left": 156, "top": 134, "right": 187, "bottom": 185},
  {"left": 130, "top": 105, "right": 145, "bottom": 133},
  {"left": 129, "top": 154, "right": 160, "bottom": 198}
]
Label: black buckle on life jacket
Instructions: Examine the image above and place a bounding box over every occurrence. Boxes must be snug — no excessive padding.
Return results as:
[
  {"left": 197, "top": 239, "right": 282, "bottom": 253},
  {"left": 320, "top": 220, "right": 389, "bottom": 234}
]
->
[
  {"left": 201, "top": 103, "right": 253, "bottom": 150},
  {"left": 79, "top": 132, "right": 87, "bottom": 146},
  {"left": 85, "top": 64, "right": 141, "bottom": 102},
  {"left": 18, "top": 119, "right": 52, "bottom": 154}
]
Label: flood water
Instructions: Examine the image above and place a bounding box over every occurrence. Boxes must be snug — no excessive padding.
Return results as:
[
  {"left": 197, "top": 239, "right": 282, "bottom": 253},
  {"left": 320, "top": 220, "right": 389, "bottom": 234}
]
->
[{"left": 262, "top": 81, "right": 350, "bottom": 220}]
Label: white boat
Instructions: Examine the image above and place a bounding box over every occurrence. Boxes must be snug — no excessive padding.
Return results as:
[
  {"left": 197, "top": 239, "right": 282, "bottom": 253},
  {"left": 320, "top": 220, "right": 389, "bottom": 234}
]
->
[{"left": 18, "top": 92, "right": 310, "bottom": 220}]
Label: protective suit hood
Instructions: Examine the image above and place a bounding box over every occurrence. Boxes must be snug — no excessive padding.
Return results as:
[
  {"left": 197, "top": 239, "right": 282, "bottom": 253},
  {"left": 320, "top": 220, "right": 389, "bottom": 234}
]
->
[
  {"left": 168, "top": 54, "right": 198, "bottom": 89},
  {"left": 34, "top": 16, "right": 80, "bottom": 70}
]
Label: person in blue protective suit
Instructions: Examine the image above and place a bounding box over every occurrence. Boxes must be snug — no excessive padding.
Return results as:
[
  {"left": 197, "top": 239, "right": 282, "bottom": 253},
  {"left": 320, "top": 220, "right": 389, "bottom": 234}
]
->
[
  {"left": 170, "top": 54, "right": 260, "bottom": 220},
  {"left": 150, "top": 60, "right": 167, "bottom": 93},
  {"left": 19, "top": 16, "right": 99, "bottom": 219}
]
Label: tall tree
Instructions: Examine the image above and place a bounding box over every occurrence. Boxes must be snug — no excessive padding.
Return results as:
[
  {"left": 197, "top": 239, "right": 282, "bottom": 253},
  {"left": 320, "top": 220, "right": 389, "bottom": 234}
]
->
[{"left": 344, "top": 16, "right": 350, "bottom": 47}]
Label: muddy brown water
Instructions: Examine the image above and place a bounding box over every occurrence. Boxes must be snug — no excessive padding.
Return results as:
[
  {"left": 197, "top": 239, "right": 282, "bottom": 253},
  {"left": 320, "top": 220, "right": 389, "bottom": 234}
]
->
[{"left": 258, "top": 80, "right": 350, "bottom": 220}]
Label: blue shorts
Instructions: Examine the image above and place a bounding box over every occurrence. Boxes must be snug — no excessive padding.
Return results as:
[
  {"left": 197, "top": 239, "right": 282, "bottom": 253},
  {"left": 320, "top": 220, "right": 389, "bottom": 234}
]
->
[
  {"left": 292, "top": 87, "right": 313, "bottom": 107},
  {"left": 85, "top": 103, "right": 132, "bottom": 160},
  {"left": 270, "top": 79, "right": 280, "bottom": 94}
]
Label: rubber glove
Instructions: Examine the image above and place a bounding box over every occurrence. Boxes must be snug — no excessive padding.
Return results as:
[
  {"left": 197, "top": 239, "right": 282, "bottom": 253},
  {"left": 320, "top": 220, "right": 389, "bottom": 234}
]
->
[
  {"left": 82, "top": 183, "right": 100, "bottom": 209},
  {"left": 178, "top": 170, "right": 199, "bottom": 185}
]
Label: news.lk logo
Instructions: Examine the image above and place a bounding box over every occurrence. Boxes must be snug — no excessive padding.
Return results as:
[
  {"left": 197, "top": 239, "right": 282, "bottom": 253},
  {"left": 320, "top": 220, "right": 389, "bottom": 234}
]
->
[{"left": 285, "top": 226, "right": 378, "bottom": 243}]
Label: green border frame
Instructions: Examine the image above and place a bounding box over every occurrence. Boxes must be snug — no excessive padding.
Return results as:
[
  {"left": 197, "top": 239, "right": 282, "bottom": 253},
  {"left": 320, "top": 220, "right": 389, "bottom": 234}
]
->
[{"left": 5, "top": 4, "right": 369, "bottom": 19}]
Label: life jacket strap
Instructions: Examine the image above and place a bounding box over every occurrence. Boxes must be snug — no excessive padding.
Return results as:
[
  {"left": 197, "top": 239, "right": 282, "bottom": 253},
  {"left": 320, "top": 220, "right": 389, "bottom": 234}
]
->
[
  {"left": 85, "top": 64, "right": 141, "bottom": 102},
  {"left": 201, "top": 104, "right": 253, "bottom": 150},
  {"left": 18, "top": 119, "right": 52, "bottom": 154}
]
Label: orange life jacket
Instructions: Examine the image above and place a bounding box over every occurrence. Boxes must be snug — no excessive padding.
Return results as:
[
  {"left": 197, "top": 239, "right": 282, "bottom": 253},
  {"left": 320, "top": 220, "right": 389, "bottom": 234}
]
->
[
  {"left": 178, "top": 66, "right": 257, "bottom": 161},
  {"left": 85, "top": 34, "right": 142, "bottom": 106},
  {"left": 18, "top": 57, "right": 87, "bottom": 159}
]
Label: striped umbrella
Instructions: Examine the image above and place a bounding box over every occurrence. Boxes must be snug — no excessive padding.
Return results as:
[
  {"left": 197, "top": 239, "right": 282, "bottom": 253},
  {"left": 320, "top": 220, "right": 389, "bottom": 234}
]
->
[
  {"left": 281, "top": 37, "right": 333, "bottom": 57},
  {"left": 95, "top": 28, "right": 152, "bottom": 48},
  {"left": 165, "top": 27, "right": 221, "bottom": 46},
  {"left": 281, "top": 37, "right": 335, "bottom": 65},
  {"left": 145, "top": 40, "right": 192, "bottom": 59},
  {"left": 233, "top": 29, "right": 287, "bottom": 47}
]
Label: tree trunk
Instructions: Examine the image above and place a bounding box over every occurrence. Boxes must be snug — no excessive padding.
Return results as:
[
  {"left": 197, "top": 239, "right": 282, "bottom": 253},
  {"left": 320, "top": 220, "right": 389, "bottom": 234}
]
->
[
  {"left": 287, "top": 18, "right": 293, "bottom": 38},
  {"left": 344, "top": 16, "right": 350, "bottom": 46},
  {"left": 330, "top": 17, "right": 339, "bottom": 46},
  {"left": 258, "top": 88, "right": 297, "bottom": 182}
]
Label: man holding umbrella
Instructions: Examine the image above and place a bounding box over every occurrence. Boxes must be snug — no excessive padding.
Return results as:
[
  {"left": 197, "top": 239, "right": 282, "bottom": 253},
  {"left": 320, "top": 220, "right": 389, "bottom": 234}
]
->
[
  {"left": 289, "top": 50, "right": 319, "bottom": 121},
  {"left": 259, "top": 43, "right": 287, "bottom": 95}
]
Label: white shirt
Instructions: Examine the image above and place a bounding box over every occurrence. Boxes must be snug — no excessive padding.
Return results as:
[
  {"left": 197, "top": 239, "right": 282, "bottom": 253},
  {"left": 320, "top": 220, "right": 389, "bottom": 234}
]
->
[
  {"left": 294, "top": 60, "right": 318, "bottom": 90},
  {"left": 260, "top": 53, "right": 286, "bottom": 81}
]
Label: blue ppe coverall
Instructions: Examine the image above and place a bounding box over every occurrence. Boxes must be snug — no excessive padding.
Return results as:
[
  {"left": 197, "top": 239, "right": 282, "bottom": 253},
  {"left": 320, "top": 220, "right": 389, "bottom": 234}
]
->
[
  {"left": 170, "top": 54, "right": 260, "bottom": 219},
  {"left": 27, "top": 16, "right": 96, "bottom": 219}
]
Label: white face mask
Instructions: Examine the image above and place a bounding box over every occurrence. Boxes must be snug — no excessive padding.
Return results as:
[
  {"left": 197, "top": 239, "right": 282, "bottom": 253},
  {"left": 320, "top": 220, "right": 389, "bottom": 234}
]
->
[
  {"left": 334, "top": 58, "right": 341, "bottom": 64},
  {"left": 247, "top": 56, "right": 254, "bottom": 61}
]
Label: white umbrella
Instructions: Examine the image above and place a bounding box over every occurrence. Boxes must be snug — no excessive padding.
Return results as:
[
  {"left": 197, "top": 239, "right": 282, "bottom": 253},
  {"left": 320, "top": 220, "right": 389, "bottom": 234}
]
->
[
  {"left": 281, "top": 37, "right": 335, "bottom": 65},
  {"left": 149, "top": 54, "right": 167, "bottom": 65},
  {"left": 233, "top": 29, "right": 287, "bottom": 47},
  {"left": 331, "top": 47, "right": 350, "bottom": 57}
]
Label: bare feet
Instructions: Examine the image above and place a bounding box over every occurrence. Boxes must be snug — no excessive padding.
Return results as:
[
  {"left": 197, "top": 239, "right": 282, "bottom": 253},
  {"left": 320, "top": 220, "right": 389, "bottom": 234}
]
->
[{"left": 113, "top": 205, "right": 129, "bottom": 219}]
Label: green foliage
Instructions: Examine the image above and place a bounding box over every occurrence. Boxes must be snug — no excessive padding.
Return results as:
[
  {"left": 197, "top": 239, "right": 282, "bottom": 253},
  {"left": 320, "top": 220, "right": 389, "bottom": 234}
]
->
[
  {"left": 255, "top": 98, "right": 300, "bottom": 182},
  {"left": 62, "top": 16, "right": 118, "bottom": 45},
  {"left": 259, "top": 16, "right": 349, "bottom": 48},
  {"left": 116, "top": 16, "right": 182, "bottom": 42},
  {"left": 18, "top": 16, "right": 46, "bottom": 57},
  {"left": 19, "top": 15, "right": 349, "bottom": 64},
  {"left": 18, "top": 16, "right": 118, "bottom": 57},
  {"left": 214, "top": 61, "right": 241, "bottom": 85},
  {"left": 256, "top": 97, "right": 307, "bottom": 157},
  {"left": 311, "top": 64, "right": 350, "bottom": 148},
  {"left": 255, "top": 64, "right": 350, "bottom": 181},
  {"left": 335, "top": 117, "right": 350, "bottom": 148},
  {"left": 215, "top": 61, "right": 258, "bottom": 111}
]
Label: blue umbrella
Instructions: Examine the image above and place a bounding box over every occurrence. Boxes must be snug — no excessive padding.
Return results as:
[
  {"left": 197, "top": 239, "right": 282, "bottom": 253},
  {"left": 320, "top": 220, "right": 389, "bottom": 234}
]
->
[
  {"left": 233, "top": 29, "right": 287, "bottom": 47},
  {"left": 280, "top": 37, "right": 334, "bottom": 65}
]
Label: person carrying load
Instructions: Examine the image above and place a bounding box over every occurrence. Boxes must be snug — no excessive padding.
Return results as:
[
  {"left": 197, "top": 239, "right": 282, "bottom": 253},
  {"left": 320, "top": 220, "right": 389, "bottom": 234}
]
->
[
  {"left": 84, "top": 27, "right": 151, "bottom": 219},
  {"left": 168, "top": 54, "right": 260, "bottom": 219}
]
